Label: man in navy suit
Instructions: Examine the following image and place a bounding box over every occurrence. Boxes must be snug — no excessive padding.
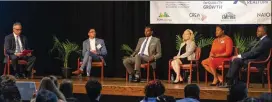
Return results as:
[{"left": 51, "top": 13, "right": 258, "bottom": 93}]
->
[
  {"left": 224, "top": 25, "right": 272, "bottom": 87},
  {"left": 72, "top": 28, "right": 107, "bottom": 77},
  {"left": 4, "top": 22, "right": 36, "bottom": 78}
]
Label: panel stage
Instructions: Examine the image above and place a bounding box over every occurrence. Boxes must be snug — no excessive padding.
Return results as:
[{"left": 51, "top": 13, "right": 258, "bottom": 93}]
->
[{"left": 17, "top": 77, "right": 271, "bottom": 100}]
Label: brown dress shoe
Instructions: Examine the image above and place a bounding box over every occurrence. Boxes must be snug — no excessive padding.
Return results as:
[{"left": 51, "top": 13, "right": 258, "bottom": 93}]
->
[{"left": 72, "top": 69, "right": 83, "bottom": 75}]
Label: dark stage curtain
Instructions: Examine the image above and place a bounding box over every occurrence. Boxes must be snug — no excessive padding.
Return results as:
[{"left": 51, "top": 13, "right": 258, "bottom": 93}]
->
[{"left": 0, "top": 1, "right": 271, "bottom": 81}]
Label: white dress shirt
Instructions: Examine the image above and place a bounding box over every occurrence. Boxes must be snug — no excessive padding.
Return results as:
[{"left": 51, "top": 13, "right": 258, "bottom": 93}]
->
[
  {"left": 138, "top": 36, "right": 152, "bottom": 56},
  {"left": 237, "top": 35, "right": 267, "bottom": 58},
  {"left": 13, "top": 33, "right": 23, "bottom": 53},
  {"left": 89, "top": 38, "right": 96, "bottom": 51}
]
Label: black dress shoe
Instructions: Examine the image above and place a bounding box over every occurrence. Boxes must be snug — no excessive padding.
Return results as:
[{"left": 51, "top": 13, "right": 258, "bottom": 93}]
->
[
  {"left": 15, "top": 73, "right": 20, "bottom": 79},
  {"left": 218, "top": 83, "right": 231, "bottom": 88},
  {"left": 129, "top": 74, "right": 135, "bottom": 82},
  {"left": 132, "top": 77, "right": 141, "bottom": 83}
]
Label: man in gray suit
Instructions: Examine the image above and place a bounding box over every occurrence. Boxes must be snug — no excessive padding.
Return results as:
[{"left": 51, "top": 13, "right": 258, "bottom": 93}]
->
[
  {"left": 72, "top": 28, "right": 107, "bottom": 77},
  {"left": 123, "top": 26, "right": 161, "bottom": 82}
]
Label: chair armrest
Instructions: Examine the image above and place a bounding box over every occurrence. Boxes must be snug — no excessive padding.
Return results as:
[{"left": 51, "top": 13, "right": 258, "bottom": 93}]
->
[{"left": 248, "top": 60, "right": 268, "bottom": 64}]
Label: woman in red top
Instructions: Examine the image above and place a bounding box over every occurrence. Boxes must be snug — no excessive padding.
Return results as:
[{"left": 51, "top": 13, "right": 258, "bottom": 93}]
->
[{"left": 202, "top": 25, "right": 233, "bottom": 86}]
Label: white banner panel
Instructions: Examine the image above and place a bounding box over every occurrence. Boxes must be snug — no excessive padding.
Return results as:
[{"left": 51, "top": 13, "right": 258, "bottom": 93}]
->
[{"left": 150, "top": 1, "right": 271, "bottom": 24}]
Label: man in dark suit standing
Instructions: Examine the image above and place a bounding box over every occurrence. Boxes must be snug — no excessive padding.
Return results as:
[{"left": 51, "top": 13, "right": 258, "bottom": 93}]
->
[
  {"left": 224, "top": 25, "right": 272, "bottom": 87},
  {"left": 123, "top": 26, "right": 162, "bottom": 82},
  {"left": 4, "top": 22, "right": 36, "bottom": 78}
]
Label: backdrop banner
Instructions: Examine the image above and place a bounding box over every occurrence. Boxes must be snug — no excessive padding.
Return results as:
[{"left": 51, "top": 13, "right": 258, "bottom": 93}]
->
[{"left": 150, "top": 1, "right": 271, "bottom": 24}]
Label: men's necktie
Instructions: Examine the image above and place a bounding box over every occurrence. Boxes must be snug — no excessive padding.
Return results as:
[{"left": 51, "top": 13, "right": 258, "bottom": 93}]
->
[
  {"left": 252, "top": 39, "right": 260, "bottom": 49},
  {"left": 15, "top": 36, "right": 21, "bottom": 53},
  {"left": 140, "top": 37, "right": 149, "bottom": 56}
]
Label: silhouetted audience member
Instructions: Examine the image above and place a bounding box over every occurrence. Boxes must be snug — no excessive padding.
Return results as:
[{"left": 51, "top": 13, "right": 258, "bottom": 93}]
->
[
  {"left": 0, "top": 75, "right": 4, "bottom": 102},
  {"left": 49, "top": 75, "right": 59, "bottom": 87},
  {"left": 259, "top": 93, "right": 272, "bottom": 102},
  {"left": 141, "top": 80, "right": 175, "bottom": 102},
  {"left": 59, "top": 79, "right": 79, "bottom": 102},
  {"left": 241, "top": 97, "right": 260, "bottom": 102},
  {"left": 85, "top": 79, "right": 102, "bottom": 102},
  {"left": 227, "top": 82, "right": 248, "bottom": 102},
  {"left": 1, "top": 75, "right": 21, "bottom": 102},
  {"left": 36, "top": 89, "right": 58, "bottom": 102},
  {"left": 176, "top": 84, "right": 200, "bottom": 102},
  {"left": 38, "top": 77, "right": 66, "bottom": 101}
]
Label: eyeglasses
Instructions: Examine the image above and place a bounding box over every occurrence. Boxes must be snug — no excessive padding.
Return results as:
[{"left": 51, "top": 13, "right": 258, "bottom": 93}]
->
[{"left": 14, "top": 29, "right": 22, "bottom": 31}]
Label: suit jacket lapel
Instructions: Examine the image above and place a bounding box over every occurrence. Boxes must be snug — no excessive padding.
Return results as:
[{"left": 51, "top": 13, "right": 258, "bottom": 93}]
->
[
  {"left": 86, "top": 39, "right": 90, "bottom": 51},
  {"left": 11, "top": 35, "right": 15, "bottom": 48}
]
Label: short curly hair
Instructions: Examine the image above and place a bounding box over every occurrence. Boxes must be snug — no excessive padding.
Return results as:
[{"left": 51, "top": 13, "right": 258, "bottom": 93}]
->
[{"left": 144, "top": 80, "right": 165, "bottom": 97}]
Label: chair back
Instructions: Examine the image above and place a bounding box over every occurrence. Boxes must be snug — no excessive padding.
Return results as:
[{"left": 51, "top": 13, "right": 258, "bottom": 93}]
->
[
  {"left": 266, "top": 48, "right": 272, "bottom": 62},
  {"left": 195, "top": 47, "right": 201, "bottom": 60}
]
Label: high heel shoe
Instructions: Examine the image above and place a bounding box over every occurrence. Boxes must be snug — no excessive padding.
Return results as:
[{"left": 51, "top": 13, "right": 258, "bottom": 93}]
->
[
  {"left": 172, "top": 80, "right": 183, "bottom": 84},
  {"left": 209, "top": 81, "right": 220, "bottom": 86}
]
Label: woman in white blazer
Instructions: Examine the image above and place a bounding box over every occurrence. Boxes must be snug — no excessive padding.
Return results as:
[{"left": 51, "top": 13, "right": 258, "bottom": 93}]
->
[{"left": 171, "top": 29, "right": 196, "bottom": 84}]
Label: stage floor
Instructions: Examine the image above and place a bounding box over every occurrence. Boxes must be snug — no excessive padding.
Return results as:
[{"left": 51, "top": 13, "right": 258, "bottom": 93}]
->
[{"left": 17, "top": 77, "right": 271, "bottom": 100}]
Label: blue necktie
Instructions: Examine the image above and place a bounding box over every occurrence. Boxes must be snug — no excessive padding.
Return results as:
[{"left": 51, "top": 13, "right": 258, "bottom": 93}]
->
[
  {"left": 15, "top": 36, "right": 21, "bottom": 53},
  {"left": 140, "top": 37, "right": 149, "bottom": 56}
]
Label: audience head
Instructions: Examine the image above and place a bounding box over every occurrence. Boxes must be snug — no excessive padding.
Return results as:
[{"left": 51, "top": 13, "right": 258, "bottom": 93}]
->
[
  {"left": 1, "top": 75, "right": 21, "bottom": 102},
  {"left": 215, "top": 25, "right": 226, "bottom": 37},
  {"left": 228, "top": 82, "right": 248, "bottom": 102},
  {"left": 59, "top": 79, "right": 73, "bottom": 98},
  {"left": 241, "top": 97, "right": 259, "bottom": 102},
  {"left": 49, "top": 75, "right": 58, "bottom": 88},
  {"left": 259, "top": 93, "right": 272, "bottom": 102},
  {"left": 257, "top": 25, "right": 268, "bottom": 38},
  {"left": 36, "top": 89, "right": 58, "bottom": 102},
  {"left": 88, "top": 28, "right": 96, "bottom": 39},
  {"left": 13, "top": 22, "right": 22, "bottom": 35},
  {"left": 145, "top": 26, "right": 153, "bottom": 37},
  {"left": 184, "top": 84, "right": 200, "bottom": 100},
  {"left": 85, "top": 79, "right": 102, "bottom": 101},
  {"left": 144, "top": 80, "right": 165, "bottom": 98},
  {"left": 39, "top": 77, "right": 66, "bottom": 101},
  {"left": 183, "top": 29, "right": 194, "bottom": 41}
]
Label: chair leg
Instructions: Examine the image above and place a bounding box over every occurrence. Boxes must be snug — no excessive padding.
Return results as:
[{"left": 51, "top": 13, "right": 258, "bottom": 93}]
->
[
  {"left": 262, "top": 73, "right": 265, "bottom": 88},
  {"left": 147, "top": 66, "right": 150, "bottom": 82},
  {"left": 7, "top": 62, "right": 10, "bottom": 75},
  {"left": 222, "top": 68, "right": 224, "bottom": 85},
  {"left": 101, "top": 65, "right": 104, "bottom": 81},
  {"left": 190, "top": 68, "right": 192, "bottom": 83},
  {"left": 153, "top": 69, "right": 156, "bottom": 80},
  {"left": 168, "top": 65, "right": 171, "bottom": 83},
  {"left": 267, "top": 69, "right": 271, "bottom": 91},
  {"left": 31, "top": 69, "right": 34, "bottom": 79},
  {"left": 4, "top": 64, "right": 6, "bottom": 75},
  {"left": 247, "top": 69, "right": 250, "bottom": 89},
  {"left": 126, "top": 71, "right": 128, "bottom": 82},
  {"left": 197, "top": 66, "right": 199, "bottom": 84},
  {"left": 205, "top": 71, "right": 208, "bottom": 85}
]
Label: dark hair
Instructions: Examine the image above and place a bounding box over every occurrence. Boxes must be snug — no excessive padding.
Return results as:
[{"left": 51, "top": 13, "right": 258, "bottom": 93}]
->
[
  {"left": 259, "top": 93, "right": 272, "bottom": 102},
  {"left": 184, "top": 84, "right": 200, "bottom": 100},
  {"left": 1, "top": 75, "right": 21, "bottom": 102},
  {"left": 39, "top": 77, "right": 66, "bottom": 101},
  {"left": 216, "top": 25, "right": 226, "bottom": 31},
  {"left": 241, "top": 97, "right": 260, "bottom": 102},
  {"left": 145, "top": 26, "right": 153, "bottom": 31},
  {"left": 228, "top": 82, "right": 248, "bottom": 102},
  {"left": 258, "top": 25, "right": 268, "bottom": 33},
  {"left": 59, "top": 79, "right": 73, "bottom": 98},
  {"left": 85, "top": 79, "right": 102, "bottom": 101},
  {"left": 36, "top": 89, "right": 58, "bottom": 102},
  {"left": 144, "top": 80, "right": 165, "bottom": 98},
  {"left": 49, "top": 75, "right": 58, "bottom": 87}
]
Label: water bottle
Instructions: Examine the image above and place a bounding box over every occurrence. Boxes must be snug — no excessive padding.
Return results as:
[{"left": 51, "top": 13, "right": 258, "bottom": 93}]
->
[
  {"left": 187, "top": 76, "right": 191, "bottom": 84},
  {"left": 171, "top": 74, "right": 174, "bottom": 82}
]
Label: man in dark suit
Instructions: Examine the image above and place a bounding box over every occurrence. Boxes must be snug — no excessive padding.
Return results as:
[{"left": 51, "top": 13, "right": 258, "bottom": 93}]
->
[
  {"left": 72, "top": 28, "right": 107, "bottom": 77},
  {"left": 123, "top": 26, "right": 162, "bottom": 82},
  {"left": 224, "top": 25, "right": 272, "bottom": 87},
  {"left": 4, "top": 22, "right": 36, "bottom": 78}
]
